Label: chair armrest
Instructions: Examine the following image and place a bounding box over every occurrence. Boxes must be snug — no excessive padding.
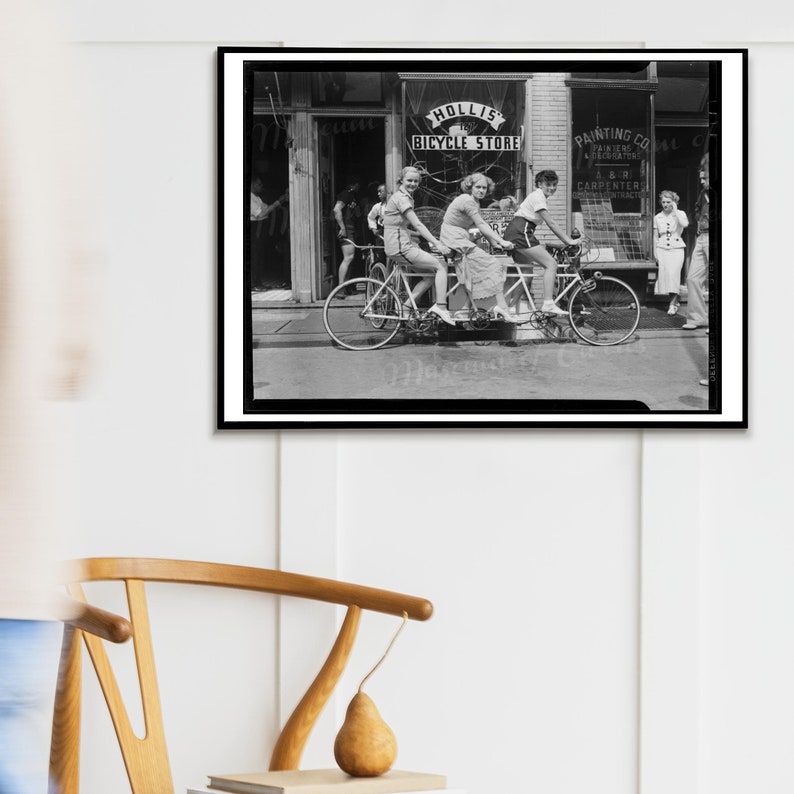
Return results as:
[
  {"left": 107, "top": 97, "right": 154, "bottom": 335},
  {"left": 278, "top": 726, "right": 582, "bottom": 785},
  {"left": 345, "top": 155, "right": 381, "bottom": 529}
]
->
[{"left": 58, "top": 595, "right": 132, "bottom": 643}]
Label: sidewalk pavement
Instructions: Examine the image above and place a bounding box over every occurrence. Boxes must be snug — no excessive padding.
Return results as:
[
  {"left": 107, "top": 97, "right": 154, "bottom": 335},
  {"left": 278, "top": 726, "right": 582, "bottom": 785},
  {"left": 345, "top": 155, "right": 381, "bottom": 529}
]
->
[
  {"left": 249, "top": 298, "right": 712, "bottom": 410},
  {"left": 251, "top": 296, "right": 705, "bottom": 347}
]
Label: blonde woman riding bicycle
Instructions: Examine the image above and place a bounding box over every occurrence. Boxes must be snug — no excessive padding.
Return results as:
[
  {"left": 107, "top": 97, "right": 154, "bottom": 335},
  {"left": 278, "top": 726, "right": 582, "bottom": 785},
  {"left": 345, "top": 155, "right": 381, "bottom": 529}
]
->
[{"left": 382, "top": 166, "right": 454, "bottom": 325}]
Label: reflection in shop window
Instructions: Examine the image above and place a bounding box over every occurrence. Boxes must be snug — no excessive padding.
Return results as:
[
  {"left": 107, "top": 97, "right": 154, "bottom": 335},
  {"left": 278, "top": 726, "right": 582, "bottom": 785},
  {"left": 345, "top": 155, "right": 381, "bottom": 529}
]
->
[
  {"left": 571, "top": 88, "right": 652, "bottom": 261},
  {"left": 569, "top": 66, "right": 650, "bottom": 81},
  {"left": 312, "top": 72, "right": 384, "bottom": 105},
  {"left": 402, "top": 80, "right": 525, "bottom": 209},
  {"left": 252, "top": 70, "right": 292, "bottom": 102}
]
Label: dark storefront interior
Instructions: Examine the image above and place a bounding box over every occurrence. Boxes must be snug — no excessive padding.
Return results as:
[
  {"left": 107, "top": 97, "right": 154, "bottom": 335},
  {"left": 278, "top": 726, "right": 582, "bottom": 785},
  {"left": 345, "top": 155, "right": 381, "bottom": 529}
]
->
[
  {"left": 245, "top": 63, "right": 713, "bottom": 305},
  {"left": 317, "top": 117, "right": 385, "bottom": 287}
]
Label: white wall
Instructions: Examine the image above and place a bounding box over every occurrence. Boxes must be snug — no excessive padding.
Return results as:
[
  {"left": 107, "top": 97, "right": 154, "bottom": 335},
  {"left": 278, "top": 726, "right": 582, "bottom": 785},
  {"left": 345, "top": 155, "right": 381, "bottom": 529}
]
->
[
  {"left": 695, "top": 42, "right": 794, "bottom": 793},
  {"left": 52, "top": 4, "right": 794, "bottom": 794},
  {"left": 335, "top": 434, "right": 641, "bottom": 794},
  {"left": 60, "top": 36, "right": 284, "bottom": 794}
]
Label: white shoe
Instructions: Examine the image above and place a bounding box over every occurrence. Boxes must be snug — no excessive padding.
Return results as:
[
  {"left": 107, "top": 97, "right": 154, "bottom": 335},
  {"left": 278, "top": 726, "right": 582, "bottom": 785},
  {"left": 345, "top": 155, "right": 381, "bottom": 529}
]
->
[
  {"left": 491, "top": 305, "right": 524, "bottom": 324},
  {"left": 541, "top": 302, "right": 567, "bottom": 316},
  {"left": 428, "top": 304, "right": 456, "bottom": 326}
]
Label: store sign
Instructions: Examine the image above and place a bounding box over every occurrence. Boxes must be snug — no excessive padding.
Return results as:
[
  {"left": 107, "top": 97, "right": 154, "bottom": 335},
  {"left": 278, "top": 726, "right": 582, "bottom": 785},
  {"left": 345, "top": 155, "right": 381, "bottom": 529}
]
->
[
  {"left": 413, "top": 100, "right": 519, "bottom": 151},
  {"left": 411, "top": 134, "right": 521, "bottom": 151},
  {"left": 479, "top": 209, "right": 514, "bottom": 237},
  {"left": 573, "top": 126, "right": 650, "bottom": 153},
  {"left": 426, "top": 101, "right": 506, "bottom": 130},
  {"left": 572, "top": 126, "right": 649, "bottom": 201}
]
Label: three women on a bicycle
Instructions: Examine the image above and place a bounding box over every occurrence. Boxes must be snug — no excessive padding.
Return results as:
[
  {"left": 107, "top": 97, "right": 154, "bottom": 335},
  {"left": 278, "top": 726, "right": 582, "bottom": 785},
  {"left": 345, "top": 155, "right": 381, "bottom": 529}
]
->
[{"left": 383, "top": 166, "right": 578, "bottom": 325}]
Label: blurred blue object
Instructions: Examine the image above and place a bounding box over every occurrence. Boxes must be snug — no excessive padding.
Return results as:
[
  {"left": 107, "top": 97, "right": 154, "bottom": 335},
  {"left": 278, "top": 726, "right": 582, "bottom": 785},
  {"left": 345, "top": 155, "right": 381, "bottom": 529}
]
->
[{"left": 0, "top": 620, "right": 62, "bottom": 794}]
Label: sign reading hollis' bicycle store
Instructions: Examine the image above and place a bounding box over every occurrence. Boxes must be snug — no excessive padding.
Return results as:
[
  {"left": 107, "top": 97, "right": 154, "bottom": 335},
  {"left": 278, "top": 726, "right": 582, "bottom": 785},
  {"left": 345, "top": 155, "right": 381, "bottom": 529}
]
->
[{"left": 412, "top": 101, "right": 522, "bottom": 151}]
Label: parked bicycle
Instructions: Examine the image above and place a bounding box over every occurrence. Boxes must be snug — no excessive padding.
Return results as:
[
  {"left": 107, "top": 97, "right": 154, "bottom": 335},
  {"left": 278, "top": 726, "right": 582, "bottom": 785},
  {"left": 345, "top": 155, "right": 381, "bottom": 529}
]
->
[{"left": 322, "top": 236, "right": 641, "bottom": 350}]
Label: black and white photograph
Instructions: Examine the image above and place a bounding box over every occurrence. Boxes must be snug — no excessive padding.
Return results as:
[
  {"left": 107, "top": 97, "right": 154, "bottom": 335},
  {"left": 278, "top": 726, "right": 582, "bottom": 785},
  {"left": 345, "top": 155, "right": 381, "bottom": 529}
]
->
[{"left": 218, "top": 48, "right": 747, "bottom": 428}]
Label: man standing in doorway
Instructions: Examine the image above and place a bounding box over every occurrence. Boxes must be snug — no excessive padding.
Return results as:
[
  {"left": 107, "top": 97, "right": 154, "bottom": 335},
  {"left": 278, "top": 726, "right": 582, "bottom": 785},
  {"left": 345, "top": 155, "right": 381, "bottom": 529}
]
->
[
  {"left": 683, "top": 152, "right": 711, "bottom": 332},
  {"left": 333, "top": 176, "right": 361, "bottom": 296}
]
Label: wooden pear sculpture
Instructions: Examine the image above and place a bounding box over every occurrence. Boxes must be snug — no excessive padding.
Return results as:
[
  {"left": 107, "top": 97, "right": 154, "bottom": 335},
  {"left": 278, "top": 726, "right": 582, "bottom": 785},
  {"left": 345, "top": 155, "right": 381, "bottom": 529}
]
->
[{"left": 334, "top": 690, "right": 397, "bottom": 777}]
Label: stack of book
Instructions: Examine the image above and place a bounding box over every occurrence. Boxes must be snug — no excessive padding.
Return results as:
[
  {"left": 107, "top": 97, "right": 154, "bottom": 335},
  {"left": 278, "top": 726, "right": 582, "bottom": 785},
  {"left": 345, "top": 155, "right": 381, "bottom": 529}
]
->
[{"left": 187, "top": 768, "right": 465, "bottom": 794}]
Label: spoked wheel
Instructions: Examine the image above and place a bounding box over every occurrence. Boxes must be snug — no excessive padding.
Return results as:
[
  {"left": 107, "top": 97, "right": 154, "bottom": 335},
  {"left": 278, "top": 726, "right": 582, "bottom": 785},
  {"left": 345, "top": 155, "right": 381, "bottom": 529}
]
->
[
  {"left": 366, "top": 264, "right": 389, "bottom": 328},
  {"left": 323, "top": 278, "right": 402, "bottom": 351},
  {"left": 367, "top": 262, "right": 388, "bottom": 285},
  {"left": 567, "top": 275, "right": 640, "bottom": 346}
]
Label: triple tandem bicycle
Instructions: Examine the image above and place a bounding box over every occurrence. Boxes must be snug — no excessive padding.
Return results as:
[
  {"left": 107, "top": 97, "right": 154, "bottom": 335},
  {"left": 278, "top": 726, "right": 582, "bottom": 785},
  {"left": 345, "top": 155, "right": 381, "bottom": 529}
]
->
[{"left": 322, "top": 238, "right": 641, "bottom": 351}]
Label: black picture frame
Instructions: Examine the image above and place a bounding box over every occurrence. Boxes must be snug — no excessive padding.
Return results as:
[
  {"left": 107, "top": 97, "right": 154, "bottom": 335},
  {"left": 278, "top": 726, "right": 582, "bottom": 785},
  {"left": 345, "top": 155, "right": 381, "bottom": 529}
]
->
[{"left": 217, "top": 47, "right": 747, "bottom": 429}]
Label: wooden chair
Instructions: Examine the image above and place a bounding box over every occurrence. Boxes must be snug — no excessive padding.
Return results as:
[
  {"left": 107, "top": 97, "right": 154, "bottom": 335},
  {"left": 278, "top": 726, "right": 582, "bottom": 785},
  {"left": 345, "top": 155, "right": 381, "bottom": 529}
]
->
[{"left": 49, "top": 558, "right": 433, "bottom": 794}]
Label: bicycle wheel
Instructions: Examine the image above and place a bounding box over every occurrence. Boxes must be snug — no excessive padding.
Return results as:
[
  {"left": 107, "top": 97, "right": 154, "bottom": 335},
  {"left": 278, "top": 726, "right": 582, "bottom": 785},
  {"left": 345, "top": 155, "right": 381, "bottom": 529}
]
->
[
  {"left": 568, "top": 275, "right": 640, "bottom": 346},
  {"left": 368, "top": 261, "right": 388, "bottom": 283},
  {"left": 365, "top": 263, "right": 389, "bottom": 328},
  {"left": 323, "top": 278, "right": 402, "bottom": 351},
  {"left": 364, "top": 261, "right": 387, "bottom": 313}
]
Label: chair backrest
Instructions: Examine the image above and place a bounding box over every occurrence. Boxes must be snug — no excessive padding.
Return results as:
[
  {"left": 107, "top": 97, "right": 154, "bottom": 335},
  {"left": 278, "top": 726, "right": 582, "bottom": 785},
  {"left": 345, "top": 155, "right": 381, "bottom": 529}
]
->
[{"left": 50, "top": 558, "right": 433, "bottom": 794}]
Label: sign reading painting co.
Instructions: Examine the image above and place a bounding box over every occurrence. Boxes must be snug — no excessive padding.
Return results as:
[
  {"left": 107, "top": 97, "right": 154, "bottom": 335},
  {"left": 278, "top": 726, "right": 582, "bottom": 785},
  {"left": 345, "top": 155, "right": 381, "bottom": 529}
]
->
[
  {"left": 572, "top": 126, "right": 651, "bottom": 201},
  {"left": 413, "top": 101, "right": 520, "bottom": 152}
]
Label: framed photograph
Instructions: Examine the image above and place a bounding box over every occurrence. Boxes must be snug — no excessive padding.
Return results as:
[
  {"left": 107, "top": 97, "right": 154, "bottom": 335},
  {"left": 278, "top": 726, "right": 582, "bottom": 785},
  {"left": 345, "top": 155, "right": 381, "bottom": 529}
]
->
[{"left": 218, "top": 47, "right": 746, "bottom": 429}]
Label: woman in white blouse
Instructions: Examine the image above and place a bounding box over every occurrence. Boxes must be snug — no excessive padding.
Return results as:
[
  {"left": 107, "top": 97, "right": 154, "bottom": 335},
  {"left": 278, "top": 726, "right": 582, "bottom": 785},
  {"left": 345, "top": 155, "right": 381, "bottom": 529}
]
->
[{"left": 653, "top": 190, "right": 689, "bottom": 315}]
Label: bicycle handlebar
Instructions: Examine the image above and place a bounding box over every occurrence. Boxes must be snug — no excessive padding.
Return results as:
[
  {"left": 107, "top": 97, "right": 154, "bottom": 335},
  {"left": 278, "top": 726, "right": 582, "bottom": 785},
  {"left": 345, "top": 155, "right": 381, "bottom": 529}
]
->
[{"left": 339, "top": 238, "right": 384, "bottom": 250}]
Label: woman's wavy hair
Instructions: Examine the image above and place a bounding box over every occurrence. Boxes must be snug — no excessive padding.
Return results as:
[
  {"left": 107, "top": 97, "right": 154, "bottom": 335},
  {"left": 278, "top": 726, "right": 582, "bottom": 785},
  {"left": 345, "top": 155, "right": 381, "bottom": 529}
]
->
[
  {"left": 534, "top": 169, "right": 559, "bottom": 187},
  {"left": 459, "top": 172, "right": 495, "bottom": 195},
  {"left": 659, "top": 189, "right": 680, "bottom": 204}
]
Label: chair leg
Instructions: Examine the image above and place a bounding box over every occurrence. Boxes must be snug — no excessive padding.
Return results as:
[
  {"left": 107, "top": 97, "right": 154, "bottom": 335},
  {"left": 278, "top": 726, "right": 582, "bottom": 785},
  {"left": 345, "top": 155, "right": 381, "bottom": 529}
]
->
[{"left": 50, "top": 625, "right": 82, "bottom": 794}]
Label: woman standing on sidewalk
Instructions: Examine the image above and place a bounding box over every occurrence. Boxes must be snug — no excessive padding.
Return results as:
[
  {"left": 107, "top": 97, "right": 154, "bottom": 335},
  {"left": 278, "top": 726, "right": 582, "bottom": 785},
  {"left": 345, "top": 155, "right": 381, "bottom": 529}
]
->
[
  {"left": 439, "top": 172, "right": 520, "bottom": 322},
  {"left": 653, "top": 189, "right": 689, "bottom": 315},
  {"left": 382, "top": 166, "right": 454, "bottom": 325}
]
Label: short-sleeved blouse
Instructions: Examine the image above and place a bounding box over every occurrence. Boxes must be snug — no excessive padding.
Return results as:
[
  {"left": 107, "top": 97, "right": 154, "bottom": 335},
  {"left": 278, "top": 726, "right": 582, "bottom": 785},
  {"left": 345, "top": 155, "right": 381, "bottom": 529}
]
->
[
  {"left": 443, "top": 194, "right": 482, "bottom": 230},
  {"left": 440, "top": 194, "right": 483, "bottom": 250},
  {"left": 382, "top": 190, "right": 416, "bottom": 255},
  {"left": 514, "top": 188, "right": 548, "bottom": 225},
  {"left": 335, "top": 189, "right": 358, "bottom": 225},
  {"left": 654, "top": 210, "right": 689, "bottom": 250}
]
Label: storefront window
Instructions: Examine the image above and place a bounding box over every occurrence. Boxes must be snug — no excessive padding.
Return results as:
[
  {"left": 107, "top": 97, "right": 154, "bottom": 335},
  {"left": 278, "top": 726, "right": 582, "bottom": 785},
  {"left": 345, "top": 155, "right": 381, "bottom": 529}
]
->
[
  {"left": 569, "top": 66, "right": 650, "bottom": 81},
  {"left": 402, "top": 79, "right": 525, "bottom": 209},
  {"left": 252, "top": 70, "right": 291, "bottom": 102},
  {"left": 247, "top": 65, "right": 291, "bottom": 292},
  {"left": 571, "top": 88, "right": 653, "bottom": 261},
  {"left": 312, "top": 72, "right": 384, "bottom": 105}
]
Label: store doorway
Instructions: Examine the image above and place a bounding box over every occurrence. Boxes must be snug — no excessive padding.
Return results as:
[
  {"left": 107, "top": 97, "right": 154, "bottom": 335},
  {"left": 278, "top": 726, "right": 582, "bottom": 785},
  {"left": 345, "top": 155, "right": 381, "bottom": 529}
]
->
[
  {"left": 655, "top": 125, "right": 709, "bottom": 265},
  {"left": 250, "top": 116, "right": 291, "bottom": 296},
  {"left": 317, "top": 117, "right": 385, "bottom": 298}
]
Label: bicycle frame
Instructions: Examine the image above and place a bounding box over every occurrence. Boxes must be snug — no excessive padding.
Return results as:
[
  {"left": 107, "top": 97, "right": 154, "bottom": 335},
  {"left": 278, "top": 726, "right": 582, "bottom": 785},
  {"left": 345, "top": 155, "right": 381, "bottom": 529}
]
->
[
  {"left": 324, "top": 234, "right": 640, "bottom": 349},
  {"left": 359, "top": 264, "right": 419, "bottom": 320}
]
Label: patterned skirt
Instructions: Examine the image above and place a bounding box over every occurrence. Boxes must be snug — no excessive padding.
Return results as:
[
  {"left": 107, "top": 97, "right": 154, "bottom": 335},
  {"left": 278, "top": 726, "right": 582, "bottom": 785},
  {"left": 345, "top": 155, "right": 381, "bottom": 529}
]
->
[{"left": 440, "top": 224, "right": 506, "bottom": 300}]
